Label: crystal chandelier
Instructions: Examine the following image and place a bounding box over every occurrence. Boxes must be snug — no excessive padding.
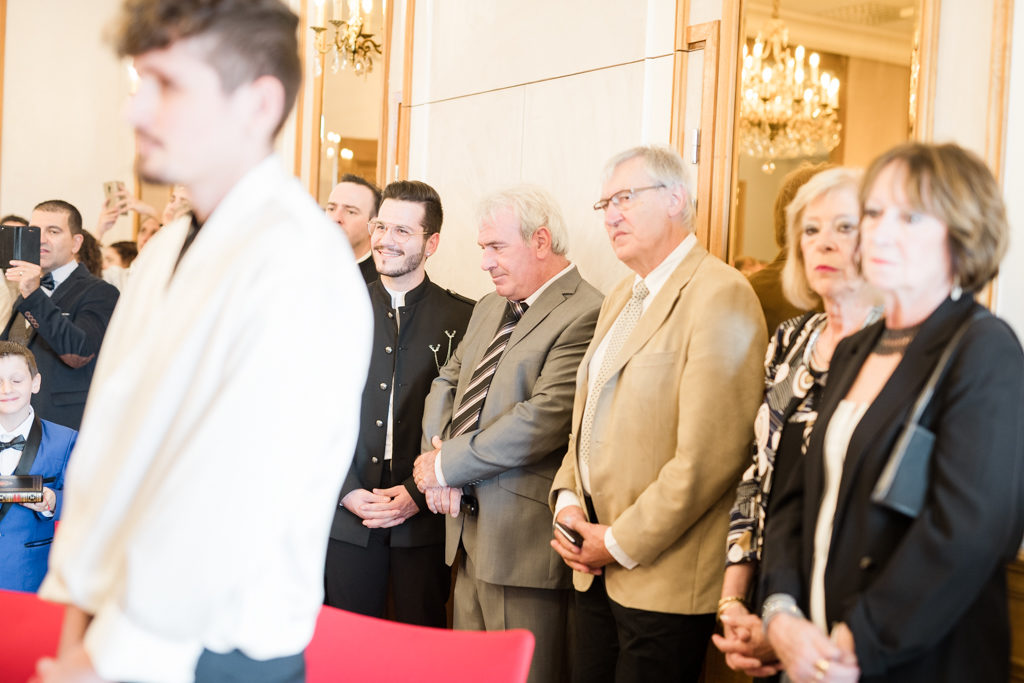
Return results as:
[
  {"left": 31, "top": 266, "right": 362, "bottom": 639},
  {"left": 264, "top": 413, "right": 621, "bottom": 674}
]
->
[
  {"left": 738, "top": 0, "right": 841, "bottom": 173},
  {"left": 310, "top": 0, "right": 382, "bottom": 76}
]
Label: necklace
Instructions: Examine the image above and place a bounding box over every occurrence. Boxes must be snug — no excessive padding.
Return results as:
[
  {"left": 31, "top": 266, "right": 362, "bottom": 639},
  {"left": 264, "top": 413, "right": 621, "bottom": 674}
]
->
[{"left": 874, "top": 322, "right": 922, "bottom": 356}]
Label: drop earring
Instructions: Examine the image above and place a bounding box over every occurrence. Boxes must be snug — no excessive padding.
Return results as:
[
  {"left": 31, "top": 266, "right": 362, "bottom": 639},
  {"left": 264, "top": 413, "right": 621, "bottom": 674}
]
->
[{"left": 951, "top": 276, "right": 962, "bottom": 301}]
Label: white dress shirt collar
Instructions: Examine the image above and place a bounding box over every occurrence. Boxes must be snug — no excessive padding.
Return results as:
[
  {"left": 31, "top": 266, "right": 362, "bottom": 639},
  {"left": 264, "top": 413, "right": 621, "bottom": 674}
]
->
[
  {"left": 633, "top": 233, "right": 696, "bottom": 308},
  {"left": 382, "top": 284, "right": 407, "bottom": 310},
  {"left": 47, "top": 260, "right": 80, "bottom": 294},
  {"left": 523, "top": 263, "right": 577, "bottom": 307}
]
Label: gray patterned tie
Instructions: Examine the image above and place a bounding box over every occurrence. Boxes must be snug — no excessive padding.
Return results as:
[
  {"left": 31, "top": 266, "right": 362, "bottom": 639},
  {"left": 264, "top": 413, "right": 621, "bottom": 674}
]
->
[
  {"left": 449, "top": 300, "right": 528, "bottom": 437},
  {"left": 578, "top": 280, "right": 649, "bottom": 467}
]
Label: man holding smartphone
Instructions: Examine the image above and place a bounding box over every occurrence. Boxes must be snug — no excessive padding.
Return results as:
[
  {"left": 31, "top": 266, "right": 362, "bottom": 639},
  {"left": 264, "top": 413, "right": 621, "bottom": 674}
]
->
[{"left": 2, "top": 199, "right": 119, "bottom": 430}]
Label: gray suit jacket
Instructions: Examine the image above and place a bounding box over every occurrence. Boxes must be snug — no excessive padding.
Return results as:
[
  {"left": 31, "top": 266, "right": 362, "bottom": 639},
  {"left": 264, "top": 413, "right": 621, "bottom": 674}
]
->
[{"left": 421, "top": 267, "right": 602, "bottom": 589}]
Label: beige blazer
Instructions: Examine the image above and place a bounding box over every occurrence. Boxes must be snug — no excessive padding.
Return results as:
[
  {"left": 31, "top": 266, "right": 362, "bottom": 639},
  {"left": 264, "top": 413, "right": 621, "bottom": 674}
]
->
[
  {"left": 422, "top": 267, "right": 603, "bottom": 589},
  {"left": 551, "top": 243, "right": 766, "bottom": 614}
]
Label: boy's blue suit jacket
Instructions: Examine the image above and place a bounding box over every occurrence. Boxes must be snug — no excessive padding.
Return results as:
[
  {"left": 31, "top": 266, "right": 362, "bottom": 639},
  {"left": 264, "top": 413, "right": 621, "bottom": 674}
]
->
[{"left": 0, "top": 417, "right": 76, "bottom": 592}]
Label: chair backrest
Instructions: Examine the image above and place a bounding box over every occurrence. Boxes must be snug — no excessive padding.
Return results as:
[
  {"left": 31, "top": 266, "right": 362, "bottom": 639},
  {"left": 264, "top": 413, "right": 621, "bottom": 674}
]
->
[
  {"left": 306, "top": 605, "right": 535, "bottom": 683},
  {"left": 0, "top": 588, "right": 65, "bottom": 683},
  {"left": 0, "top": 592, "right": 535, "bottom": 683}
]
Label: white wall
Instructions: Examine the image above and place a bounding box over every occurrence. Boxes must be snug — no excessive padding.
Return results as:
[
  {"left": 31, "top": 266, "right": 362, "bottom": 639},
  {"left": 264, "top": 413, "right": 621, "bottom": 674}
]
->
[
  {"left": 1, "top": 0, "right": 135, "bottom": 242},
  {"left": 928, "top": 0, "right": 1022, "bottom": 337},
  {"left": 407, "top": 0, "right": 680, "bottom": 299}
]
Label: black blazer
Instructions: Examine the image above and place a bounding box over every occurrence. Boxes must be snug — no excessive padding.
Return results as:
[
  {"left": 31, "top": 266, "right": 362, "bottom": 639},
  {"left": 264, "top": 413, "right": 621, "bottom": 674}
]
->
[
  {"left": 1, "top": 264, "right": 120, "bottom": 430},
  {"left": 761, "top": 296, "right": 1024, "bottom": 682},
  {"left": 330, "top": 277, "right": 473, "bottom": 548}
]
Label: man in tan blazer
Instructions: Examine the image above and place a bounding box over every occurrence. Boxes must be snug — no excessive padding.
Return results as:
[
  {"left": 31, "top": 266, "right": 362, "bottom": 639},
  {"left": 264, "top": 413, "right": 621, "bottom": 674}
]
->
[
  {"left": 413, "top": 185, "right": 603, "bottom": 683},
  {"left": 550, "top": 146, "right": 766, "bottom": 682}
]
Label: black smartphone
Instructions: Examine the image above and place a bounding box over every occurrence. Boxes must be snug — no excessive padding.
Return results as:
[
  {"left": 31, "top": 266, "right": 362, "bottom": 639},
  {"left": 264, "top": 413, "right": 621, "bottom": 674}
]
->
[
  {"left": 0, "top": 225, "right": 41, "bottom": 266},
  {"left": 554, "top": 520, "right": 583, "bottom": 548}
]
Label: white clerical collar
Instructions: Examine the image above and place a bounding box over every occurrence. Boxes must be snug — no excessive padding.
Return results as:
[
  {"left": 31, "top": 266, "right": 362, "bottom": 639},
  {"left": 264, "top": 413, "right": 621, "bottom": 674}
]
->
[
  {"left": 523, "top": 263, "right": 576, "bottom": 307},
  {"left": 48, "top": 260, "right": 79, "bottom": 291},
  {"left": 356, "top": 251, "right": 372, "bottom": 263},
  {"left": 0, "top": 406, "right": 34, "bottom": 442},
  {"left": 382, "top": 283, "right": 407, "bottom": 309},
  {"left": 634, "top": 233, "right": 696, "bottom": 301}
]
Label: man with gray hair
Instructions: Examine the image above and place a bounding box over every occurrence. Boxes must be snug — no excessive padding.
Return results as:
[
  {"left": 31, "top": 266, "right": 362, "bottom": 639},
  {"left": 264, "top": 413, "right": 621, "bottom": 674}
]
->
[
  {"left": 413, "top": 185, "right": 603, "bottom": 683},
  {"left": 549, "top": 146, "right": 766, "bottom": 682}
]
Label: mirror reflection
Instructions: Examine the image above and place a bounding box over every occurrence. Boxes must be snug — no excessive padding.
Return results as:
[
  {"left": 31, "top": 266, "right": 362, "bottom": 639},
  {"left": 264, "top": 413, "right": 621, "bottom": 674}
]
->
[
  {"left": 312, "top": 0, "right": 386, "bottom": 204},
  {"left": 731, "top": 0, "right": 919, "bottom": 267}
]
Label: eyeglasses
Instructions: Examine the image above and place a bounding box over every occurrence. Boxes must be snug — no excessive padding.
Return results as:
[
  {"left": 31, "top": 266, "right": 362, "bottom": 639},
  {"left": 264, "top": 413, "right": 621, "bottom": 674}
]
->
[
  {"left": 592, "top": 185, "right": 665, "bottom": 212},
  {"left": 367, "top": 219, "right": 428, "bottom": 244}
]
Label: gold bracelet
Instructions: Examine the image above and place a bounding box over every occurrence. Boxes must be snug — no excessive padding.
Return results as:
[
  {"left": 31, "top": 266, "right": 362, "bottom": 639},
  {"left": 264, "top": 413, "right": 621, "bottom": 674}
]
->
[{"left": 716, "top": 595, "right": 747, "bottom": 620}]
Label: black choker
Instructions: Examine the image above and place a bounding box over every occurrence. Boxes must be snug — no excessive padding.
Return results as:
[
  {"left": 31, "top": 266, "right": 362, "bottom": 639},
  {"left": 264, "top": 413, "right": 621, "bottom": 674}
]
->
[{"left": 874, "top": 323, "right": 922, "bottom": 356}]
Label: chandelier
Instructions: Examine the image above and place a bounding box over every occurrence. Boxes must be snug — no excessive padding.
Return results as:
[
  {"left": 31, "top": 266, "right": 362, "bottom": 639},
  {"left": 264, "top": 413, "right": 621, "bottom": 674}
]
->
[
  {"left": 310, "top": 0, "right": 382, "bottom": 76},
  {"left": 738, "top": 0, "right": 841, "bottom": 173}
]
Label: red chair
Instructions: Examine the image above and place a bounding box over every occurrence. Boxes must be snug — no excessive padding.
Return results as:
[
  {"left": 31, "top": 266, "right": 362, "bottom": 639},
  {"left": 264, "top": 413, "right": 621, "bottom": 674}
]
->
[
  {"left": 306, "top": 605, "right": 535, "bottom": 683},
  {"left": 0, "top": 592, "right": 534, "bottom": 683},
  {"left": 0, "top": 589, "right": 66, "bottom": 683}
]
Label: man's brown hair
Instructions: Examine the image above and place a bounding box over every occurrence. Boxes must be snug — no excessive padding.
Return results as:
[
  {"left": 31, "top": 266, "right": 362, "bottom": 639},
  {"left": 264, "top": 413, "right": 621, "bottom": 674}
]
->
[
  {"left": 34, "top": 200, "right": 83, "bottom": 236},
  {"left": 112, "top": 0, "right": 301, "bottom": 135},
  {"left": 0, "top": 341, "right": 39, "bottom": 377},
  {"left": 381, "top": 181, "right": 444, "bottom": 236}
]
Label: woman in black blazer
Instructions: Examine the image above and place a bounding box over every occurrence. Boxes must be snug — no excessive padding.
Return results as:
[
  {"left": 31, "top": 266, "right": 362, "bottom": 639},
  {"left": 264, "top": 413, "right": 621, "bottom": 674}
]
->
[{"left": 760, "top": 142, "right": 1024, "bottom": 683}]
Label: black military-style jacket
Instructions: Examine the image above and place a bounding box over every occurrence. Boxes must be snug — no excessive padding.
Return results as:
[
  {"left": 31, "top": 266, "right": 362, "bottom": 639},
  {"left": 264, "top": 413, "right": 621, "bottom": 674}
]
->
[{"left": 330, "top": 276, "right": 473, "bottom": 548}]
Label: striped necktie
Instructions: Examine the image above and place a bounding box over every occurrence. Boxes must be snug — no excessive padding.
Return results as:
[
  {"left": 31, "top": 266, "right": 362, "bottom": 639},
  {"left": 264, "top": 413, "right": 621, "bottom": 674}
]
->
[
  {"left": 578, "top": 280, "right": 649, "bottom": 467},
  {"left": 449, "top": 299, "right": 528, "bottom": 437}
]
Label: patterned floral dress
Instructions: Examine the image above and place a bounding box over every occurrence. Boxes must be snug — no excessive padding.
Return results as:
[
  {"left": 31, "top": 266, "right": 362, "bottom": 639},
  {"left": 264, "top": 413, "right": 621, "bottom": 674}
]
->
[
  {"left": 726, "top": 312, "right": 830, "bottom": 567},
  {"left": 726, "top": 307, "right": 882, "bottom": 570}
]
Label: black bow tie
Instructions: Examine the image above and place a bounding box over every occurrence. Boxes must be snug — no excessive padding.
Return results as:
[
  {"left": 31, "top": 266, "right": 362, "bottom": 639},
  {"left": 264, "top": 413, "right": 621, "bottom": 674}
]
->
[
  {"left": 0, "top": 435, "right": 26, "bottom": 451},
  {"left": 40, "top": 273, "right": 55, "bottom": 291}
]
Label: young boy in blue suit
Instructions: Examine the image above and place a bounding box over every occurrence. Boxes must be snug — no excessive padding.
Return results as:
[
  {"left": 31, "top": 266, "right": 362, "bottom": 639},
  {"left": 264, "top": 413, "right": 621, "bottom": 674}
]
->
[{"left": 0, "top": 341, "right": 76, "bottom": 592}]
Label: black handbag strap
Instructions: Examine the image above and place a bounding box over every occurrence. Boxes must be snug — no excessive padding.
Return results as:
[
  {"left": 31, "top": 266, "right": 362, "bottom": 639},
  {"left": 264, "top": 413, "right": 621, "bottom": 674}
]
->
[
  {"left": 903, "top": 310, "right": 986, "bottom": 428},
  {"left": 874, "top": 310, "right": 986, "bottom": 495}
]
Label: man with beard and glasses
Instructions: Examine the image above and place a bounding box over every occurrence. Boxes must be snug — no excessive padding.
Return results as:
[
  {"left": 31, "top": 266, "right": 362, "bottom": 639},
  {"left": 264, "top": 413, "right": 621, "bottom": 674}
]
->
[
  {"left": 325, "top": 180, "right": 473, "bottom": 628},
  {"left": 34, "top": 1, "right": 371, "bottom": 681}
]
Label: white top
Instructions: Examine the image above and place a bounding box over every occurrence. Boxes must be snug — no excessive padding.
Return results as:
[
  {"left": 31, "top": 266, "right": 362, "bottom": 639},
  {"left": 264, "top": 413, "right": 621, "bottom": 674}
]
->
[
  {"left": 810, "top": 399, "right": 868, "bottom": 631},
  {"left": 39, "top": 156, "right": 372, "bottom": 682},
  {"left": 555, "top": 234, "right": 696, "bottom": 569}
]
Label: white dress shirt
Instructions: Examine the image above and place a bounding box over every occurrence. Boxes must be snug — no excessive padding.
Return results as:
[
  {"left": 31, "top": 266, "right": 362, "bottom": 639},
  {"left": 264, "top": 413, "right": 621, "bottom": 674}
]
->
[
  {"left": 45, "top": 260, "right": 79, "bottom": 295},
  {"left": 555, "top": 234, "right": 696, "bottom": 569},
  {"left": 0, "top": 407, "right": 53, "bottom": 517},
  {"left": 0, "top": 407, "right": 34, "bottom": 476},
  {"left": 381, "top": 285, "right": 408, "bottom": 463},
  {"left": 39, "top": 156, "right": 372, "bottom": 682}
]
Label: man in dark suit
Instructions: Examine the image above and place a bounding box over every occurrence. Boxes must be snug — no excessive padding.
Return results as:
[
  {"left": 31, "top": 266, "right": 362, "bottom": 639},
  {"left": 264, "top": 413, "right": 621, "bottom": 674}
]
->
[
  {"left": 2, "top": 200, "right": 119, "bottom": 430},
  {"left": 326, "top": 174, "right": 382, "bottom": 283},
  {"left": 413, "top": 185, "right": 603, "bottom": 683},
  {"left": 325, "top": 180, "right": 474, "bottom": 627}
]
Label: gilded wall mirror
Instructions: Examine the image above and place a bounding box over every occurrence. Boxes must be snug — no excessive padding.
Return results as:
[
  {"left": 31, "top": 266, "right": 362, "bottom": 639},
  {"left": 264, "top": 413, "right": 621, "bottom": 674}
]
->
[
  {"left": 308, "top": 0, "right": 387, "bottom": 203},
  {"left": 727, "top": 0, "right": 936, "bottom": 267}
]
